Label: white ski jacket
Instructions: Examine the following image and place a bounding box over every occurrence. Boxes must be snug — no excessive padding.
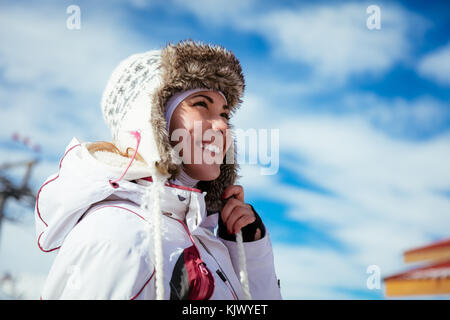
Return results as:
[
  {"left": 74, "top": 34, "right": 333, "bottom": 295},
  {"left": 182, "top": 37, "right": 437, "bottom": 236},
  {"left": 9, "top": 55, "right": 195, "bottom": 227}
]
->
[{"left": 35, "top": 137, "right": 282, "bottom": 300}]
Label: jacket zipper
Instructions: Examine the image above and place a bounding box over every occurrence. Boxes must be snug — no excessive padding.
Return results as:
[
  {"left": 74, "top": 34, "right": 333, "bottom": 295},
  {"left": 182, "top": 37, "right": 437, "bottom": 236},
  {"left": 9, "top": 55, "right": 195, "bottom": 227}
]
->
[
  {"left": 195, "top": 236, "right": 239, "bottom": 300},
  {"left": 216, "top": 269, "right": 238, "bottom": 300},
  {"left": 166, "top": 215, "right": 213, "bottom": 300},
  {"left": 165, "top": 213, "right": 238, "bottom": 300}
]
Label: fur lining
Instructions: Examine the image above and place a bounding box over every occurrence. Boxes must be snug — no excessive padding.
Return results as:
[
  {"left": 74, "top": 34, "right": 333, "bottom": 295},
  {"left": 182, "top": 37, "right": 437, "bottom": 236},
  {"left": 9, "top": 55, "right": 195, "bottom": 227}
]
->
[
  {"left": 151, "top": 39, "right": 245, "bottom": 212},
  {"left": 91, "top": 150, "right": 148, "bottom": 169}
]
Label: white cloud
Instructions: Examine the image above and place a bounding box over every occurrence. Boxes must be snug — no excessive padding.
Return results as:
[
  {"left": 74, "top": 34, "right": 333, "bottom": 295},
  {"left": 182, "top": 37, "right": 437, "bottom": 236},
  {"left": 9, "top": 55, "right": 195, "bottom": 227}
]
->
[
  {"left": 247, "top": 3, "right": 425, "bottom": 81},
  {"left": 0, "top": 2, "right": 149, "bottom": 96},
  {"left": 237, "top": 109, "right": 450, "bottom": 299},
  {"left": 342, "top": 93, "right": 450, "bottom": 137},
  {"left": 277, "top": 114, "right": 450, "bottom": 222},
  {"left": 418, "top": 42, "right": 450, "bottom": 86},
  {"left": 176, "top": 2, "right": 426, "bottom": 83},
  {"left": 273, "top": 243, "right": 380, "bottom": 299},
  {"left": 172, "top": 0, "right": 256, "bottom": 24}
]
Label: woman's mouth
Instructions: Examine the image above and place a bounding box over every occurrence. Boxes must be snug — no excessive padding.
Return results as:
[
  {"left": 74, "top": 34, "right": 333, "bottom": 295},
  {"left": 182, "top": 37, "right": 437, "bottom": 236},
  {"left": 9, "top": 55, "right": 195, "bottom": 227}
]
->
[
  {"left": 202, "top": 142, "right": 220, "bottom": 154},
  {"left": 198, "top": 140, "right": 222, "bottom": 155}
]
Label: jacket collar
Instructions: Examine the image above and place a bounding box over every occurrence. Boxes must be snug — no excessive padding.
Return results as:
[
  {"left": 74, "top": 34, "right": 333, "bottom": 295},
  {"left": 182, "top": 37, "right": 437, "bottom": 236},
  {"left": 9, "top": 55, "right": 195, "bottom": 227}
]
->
[
  {"left": 132, "top": 177, "right": 214, "bottom": 233},
  {"left": 86, "top": 140, "right": 218, "bottom": 232}
]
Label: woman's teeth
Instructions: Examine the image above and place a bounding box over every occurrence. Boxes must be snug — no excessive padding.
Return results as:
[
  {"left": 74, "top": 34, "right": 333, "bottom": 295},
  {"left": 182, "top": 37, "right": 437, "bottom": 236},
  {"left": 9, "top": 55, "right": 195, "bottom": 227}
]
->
[{"left": 202, "top": 143, "right": 220, "bottom": 154}]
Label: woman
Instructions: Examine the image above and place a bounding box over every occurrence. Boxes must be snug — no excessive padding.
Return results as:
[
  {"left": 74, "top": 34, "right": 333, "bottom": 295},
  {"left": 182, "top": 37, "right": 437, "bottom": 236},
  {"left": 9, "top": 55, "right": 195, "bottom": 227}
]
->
[{"left": 35, "top": 39, "right": 282, "bottom": 300}]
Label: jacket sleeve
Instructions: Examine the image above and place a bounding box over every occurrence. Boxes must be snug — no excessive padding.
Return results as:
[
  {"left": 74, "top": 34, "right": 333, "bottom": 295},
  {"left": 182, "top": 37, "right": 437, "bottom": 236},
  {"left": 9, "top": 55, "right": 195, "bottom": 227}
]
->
[
  {"left": 41, "top": 206, "right": 156, "bottom": 300},
  {"left": 217, "top": 207, "right": 282, "bottom": 300}
]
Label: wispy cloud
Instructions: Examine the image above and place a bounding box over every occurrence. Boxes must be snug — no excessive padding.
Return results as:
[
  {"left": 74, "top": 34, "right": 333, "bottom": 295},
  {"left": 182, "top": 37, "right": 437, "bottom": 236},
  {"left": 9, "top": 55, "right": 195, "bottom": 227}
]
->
[
  {"left": 239, "top": 110, "right": 450, "bottom": 298},
  {"left": 272, "top": 243, "right": 381, "bottom": 299},
  {"left": 418, "top": 42, "right": 450, "bottom": 86},
  {"left": 175, "top": 2, "right": 428, "bottom": 84},
  {"left": 340, "top": 93, "right": 450, "bottom": 138}
]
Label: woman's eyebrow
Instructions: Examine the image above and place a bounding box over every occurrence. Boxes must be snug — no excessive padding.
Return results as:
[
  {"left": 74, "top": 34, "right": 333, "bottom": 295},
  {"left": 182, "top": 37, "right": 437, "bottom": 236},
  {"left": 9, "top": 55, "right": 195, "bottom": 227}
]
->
[{"left": 191, "top": 94, "right": 229, "bottom": 110}]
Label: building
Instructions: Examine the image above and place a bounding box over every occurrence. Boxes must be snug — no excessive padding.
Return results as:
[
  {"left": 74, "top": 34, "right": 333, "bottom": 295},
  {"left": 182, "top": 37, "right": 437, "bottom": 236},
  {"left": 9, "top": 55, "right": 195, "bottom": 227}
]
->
[{"left": 383, "top": 238, "right": 450, "bottom": 297}]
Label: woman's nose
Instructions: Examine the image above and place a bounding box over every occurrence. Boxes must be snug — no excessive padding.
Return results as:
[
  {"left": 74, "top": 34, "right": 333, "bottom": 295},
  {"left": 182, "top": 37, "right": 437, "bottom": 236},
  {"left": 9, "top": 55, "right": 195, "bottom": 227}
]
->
[
  {"left": 210, "top": 119, "right": 228, "bottom": 137},
  {"left": 211, "top": 115, "right": 228, "bottom": 130}
]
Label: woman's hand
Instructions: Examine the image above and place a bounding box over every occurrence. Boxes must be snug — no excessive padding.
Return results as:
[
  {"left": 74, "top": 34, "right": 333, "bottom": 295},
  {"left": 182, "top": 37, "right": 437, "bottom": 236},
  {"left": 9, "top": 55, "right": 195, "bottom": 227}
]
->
[{"left": 221, "top": 185, "right": 262, "bottom": 240}]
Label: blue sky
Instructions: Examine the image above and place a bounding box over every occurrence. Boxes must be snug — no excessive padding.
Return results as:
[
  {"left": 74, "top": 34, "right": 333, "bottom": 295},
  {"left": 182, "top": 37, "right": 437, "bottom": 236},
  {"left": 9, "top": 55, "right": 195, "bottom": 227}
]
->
[{"left": 0, "top": 0, "right": 449, "bottom": 299}]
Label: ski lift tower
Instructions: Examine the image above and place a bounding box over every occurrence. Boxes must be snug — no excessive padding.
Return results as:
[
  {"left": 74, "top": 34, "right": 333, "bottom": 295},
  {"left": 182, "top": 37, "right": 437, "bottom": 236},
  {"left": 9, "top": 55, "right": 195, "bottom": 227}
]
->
[{"left": 0, "top": 133, "right": 40, "bottom": 245}]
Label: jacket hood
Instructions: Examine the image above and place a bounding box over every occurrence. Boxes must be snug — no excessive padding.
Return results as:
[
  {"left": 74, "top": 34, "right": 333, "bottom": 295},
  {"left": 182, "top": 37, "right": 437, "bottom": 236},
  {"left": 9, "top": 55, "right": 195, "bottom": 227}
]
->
[
  {"left": 35, "top": 141, "right": 281, "bottom": 301},
  {"left": 35, "top": 137, "right": 212, "bottom": 253},
  {"left": 100, "top": 39, "right": 245, "bottom": 213}
]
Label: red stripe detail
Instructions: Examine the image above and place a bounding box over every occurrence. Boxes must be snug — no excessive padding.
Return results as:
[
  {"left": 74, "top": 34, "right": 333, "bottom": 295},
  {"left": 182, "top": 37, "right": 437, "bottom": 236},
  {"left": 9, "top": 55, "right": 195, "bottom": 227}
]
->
[
  {"left": 40, "top": 268, "right": 156, "bottom": 300},
  {"left": 35, "top": 141, "right": 148, "bottom": 252},
  {"left": 168, "top": 215, "right": 215, "bottom": 300},
  {"left": 87, "top": 205, "right": 148, "bottom": 222},
  {"left": 36, "top": 144, "right": 81, "bottom": 252},
  {"left": 76, "top": 205, "right": 155, "bottom": 300},
  {"left": 35, "top": 144, "right": 157, "bottom": 299},
  {"left": 169, "top": 216, "right": 202, "bottom": 253},
  {"left": 405, "top": 238, "right": 450, "bottom": 254},
  {"left": 40, "top": 204, "right": 156, "bottom": 300},
  {"left": 384, "top": 259, "right": 450, "bottom": 281},
  {"left": 130, "top": 268, "right": 156, "bottom": 300},
  {"left": 169, "top": 216, "right": 236, "bottom": 299},
  {"left": 38, "top": 205, "right": 148, "bottom": 253},
  {"left": 35, "top": 144, "right": 81, "bottom": 227},
  {"left": 224, "top": 278, "right": 238, "bottom": 300},
  {"left": 37, "top": 232, "right": 60, "bottom": 253},
  {"left": 141, "top": 176, "right": 202, "bottom": 193}
]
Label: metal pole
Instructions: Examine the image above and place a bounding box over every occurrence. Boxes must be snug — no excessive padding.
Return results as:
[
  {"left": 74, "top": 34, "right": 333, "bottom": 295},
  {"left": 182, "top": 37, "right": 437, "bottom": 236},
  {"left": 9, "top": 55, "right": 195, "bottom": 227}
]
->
[{"left": 0, "top": 194, "right": 5, "bottom": 249}]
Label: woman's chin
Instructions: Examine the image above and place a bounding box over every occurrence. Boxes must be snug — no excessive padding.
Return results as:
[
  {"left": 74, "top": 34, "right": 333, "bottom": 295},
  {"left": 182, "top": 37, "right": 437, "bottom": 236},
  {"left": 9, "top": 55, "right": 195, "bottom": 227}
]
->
[{"left": 183, "top": 163, "right": 221, "bottom": 181}]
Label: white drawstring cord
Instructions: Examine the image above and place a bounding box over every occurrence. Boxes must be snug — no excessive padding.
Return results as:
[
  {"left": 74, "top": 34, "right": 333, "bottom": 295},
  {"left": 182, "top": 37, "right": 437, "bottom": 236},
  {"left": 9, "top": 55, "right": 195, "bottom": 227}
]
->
[
  {"left": 108, "top": 130, "right": 166, "bottom": 300},
  {"left": 235, "top": 230, "right": 251, "bottom": 300},
  {"left": 148, "top": 171, "right": 166, "bottom": 300},
  {"left": 225, "top": 194, "right": 252, "bottom": 300}
]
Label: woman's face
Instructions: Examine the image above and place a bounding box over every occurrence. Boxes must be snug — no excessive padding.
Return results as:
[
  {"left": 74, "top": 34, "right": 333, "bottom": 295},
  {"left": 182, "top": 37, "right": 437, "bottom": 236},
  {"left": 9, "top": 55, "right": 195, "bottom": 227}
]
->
[{"left": 169, "top": 90, "right": 232, "bottom": 181}]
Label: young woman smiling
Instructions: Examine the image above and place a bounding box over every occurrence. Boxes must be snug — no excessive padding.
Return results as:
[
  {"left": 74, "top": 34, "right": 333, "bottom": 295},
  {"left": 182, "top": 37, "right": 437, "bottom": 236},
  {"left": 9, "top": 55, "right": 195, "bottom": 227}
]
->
[{"left": 35, "top": 40, "right": 282, "bottom": 300}]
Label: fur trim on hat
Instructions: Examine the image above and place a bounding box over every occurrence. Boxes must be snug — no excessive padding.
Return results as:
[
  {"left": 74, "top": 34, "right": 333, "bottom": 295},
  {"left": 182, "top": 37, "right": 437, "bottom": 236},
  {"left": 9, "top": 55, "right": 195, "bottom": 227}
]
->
[{"left": 151, "top": 39, "right": 245, "bottom": 212}]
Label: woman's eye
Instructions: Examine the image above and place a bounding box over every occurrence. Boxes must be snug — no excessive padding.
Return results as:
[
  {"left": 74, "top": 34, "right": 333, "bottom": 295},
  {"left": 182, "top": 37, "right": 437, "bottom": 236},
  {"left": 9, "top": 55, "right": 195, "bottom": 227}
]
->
[
  {"left": 194, "top": 101, "right": 208, "bottom": 108},
  {"left": 193, "top": 101, "right": 229, "bottom": 120}
]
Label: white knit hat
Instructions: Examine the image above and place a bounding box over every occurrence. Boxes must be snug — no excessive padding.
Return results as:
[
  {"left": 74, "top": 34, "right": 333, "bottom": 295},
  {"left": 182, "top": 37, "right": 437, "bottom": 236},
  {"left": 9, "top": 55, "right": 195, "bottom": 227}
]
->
[{"left": 101, "top": 50, "right": 166, "bottom": 168}]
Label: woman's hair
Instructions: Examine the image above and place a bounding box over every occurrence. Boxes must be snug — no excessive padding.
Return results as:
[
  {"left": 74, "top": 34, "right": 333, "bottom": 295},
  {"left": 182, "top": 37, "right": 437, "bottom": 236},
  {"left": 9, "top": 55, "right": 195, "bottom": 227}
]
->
[
  {"left": 87, "top": 141, "right": 145, "bottom": 162},
  {"left": 87, "top": 141, "right": 180, "bottom": 181}
]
